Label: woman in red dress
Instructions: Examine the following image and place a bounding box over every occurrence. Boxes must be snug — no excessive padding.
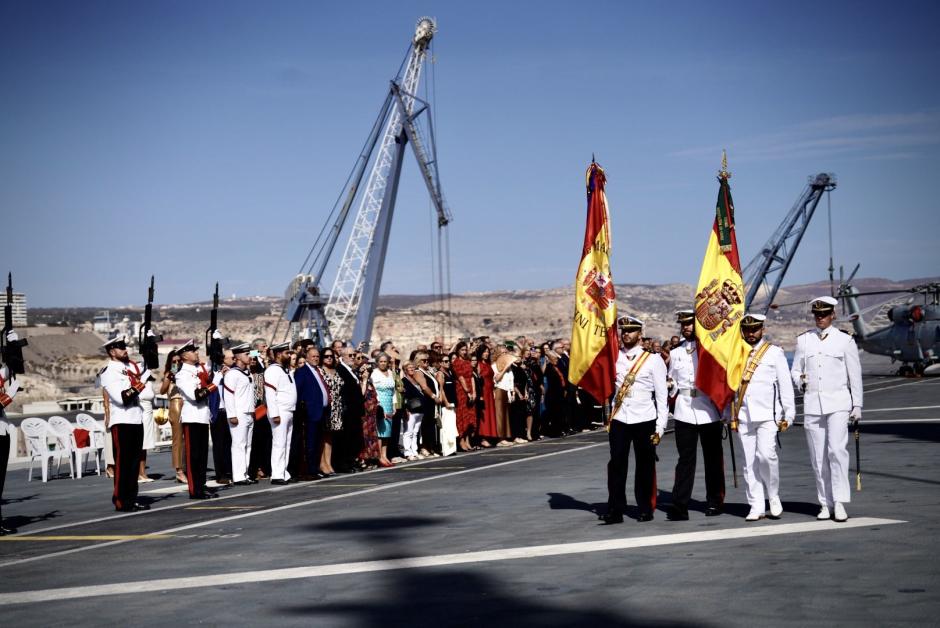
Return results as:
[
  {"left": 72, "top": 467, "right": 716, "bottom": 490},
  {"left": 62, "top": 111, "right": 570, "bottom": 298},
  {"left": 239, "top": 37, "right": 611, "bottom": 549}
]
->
[
  {"left": 451, "top": 342, "right": 477, "bottom": 451},
  {"left": 475, "top": 344, "right": 498, "bottom": 445}
]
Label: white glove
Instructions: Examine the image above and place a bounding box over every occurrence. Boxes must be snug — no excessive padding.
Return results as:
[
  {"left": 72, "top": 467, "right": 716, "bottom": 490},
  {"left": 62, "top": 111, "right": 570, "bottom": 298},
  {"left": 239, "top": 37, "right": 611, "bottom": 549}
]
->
[
  {"left": 849, "top": 407, "right": 861, "bottom": 421},
  {"left": 6, "top": 330, "right": 18, "bottom": 342}
]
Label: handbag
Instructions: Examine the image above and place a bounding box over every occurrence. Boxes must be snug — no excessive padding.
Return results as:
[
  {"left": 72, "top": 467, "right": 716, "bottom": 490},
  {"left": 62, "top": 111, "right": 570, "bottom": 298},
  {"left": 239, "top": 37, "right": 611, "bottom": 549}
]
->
[
  {"left": 405, "top": 397, "right": 423, "bottom": 412},
  {"left": 254, "top": 404, "right": 267, "bottom": 420}
]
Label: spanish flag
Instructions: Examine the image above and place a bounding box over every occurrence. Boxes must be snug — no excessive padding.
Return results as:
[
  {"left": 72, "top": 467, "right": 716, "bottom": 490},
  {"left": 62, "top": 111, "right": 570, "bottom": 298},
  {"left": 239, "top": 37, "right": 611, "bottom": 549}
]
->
[
  {"left": 694, "top": 152, "right": 751, "bottom": 410},
  {"left": 569, "top": 161, "right": 618, "bottom": 402}
]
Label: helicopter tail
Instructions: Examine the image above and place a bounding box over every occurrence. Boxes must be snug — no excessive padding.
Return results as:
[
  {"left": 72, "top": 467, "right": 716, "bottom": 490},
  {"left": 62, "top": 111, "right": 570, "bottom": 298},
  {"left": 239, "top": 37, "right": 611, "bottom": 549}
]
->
[{"left": 839, "top": 284, "right": 873, "bottom": 340}]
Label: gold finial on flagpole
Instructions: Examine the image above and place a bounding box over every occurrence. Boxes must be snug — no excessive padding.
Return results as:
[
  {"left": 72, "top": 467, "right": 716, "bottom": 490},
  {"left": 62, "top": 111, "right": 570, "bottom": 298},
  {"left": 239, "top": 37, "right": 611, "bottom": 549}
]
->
[{"left": 718, "top": 149, "right": 732, "bottom": 180}]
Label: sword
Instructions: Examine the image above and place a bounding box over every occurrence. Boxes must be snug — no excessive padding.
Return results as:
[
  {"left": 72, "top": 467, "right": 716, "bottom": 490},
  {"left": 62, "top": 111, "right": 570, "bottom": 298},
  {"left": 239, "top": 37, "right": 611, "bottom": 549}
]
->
[
  {"left": 726, "top": 423, "right": 738, "bottom": 488},
  {"left": 854, "top": 419, "right": 861, "bottom": 490}
]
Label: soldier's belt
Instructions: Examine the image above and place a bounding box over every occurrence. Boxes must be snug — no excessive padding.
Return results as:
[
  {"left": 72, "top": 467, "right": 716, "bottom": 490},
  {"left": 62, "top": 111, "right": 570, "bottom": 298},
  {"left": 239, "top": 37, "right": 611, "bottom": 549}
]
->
[{"left": 677, "top": 388, "right": 698, "bottom": 398}]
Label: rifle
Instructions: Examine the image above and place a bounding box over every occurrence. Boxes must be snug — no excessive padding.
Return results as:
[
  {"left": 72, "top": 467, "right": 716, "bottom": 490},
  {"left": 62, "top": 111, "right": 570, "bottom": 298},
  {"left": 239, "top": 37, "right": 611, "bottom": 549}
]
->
[
  {"left": 139, "top": 276, "right": 162, "bottom": 370},
  {"left": 1, "top": 272, "right": 28, "bottom": 375},
  {"left": 205, "top": 282, "right": 224, "bottom": 371}
]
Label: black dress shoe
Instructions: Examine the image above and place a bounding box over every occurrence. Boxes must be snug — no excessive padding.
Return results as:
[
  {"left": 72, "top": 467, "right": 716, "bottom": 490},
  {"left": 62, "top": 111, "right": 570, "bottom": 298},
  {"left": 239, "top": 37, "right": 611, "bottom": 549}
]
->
[
  {"left": 233, "top": 479, "right": 253, "bottom": 486},
  {"left": 666, "top": 506, "right": 689, "bottom": 521},
  {"left": 271, "top": 479, "right": 289, "bottom": 485},
  {"left": 704, "top": 506, "right": 723, "bottom": 517},
  {"left": 0, "top": 525, "right": 18, "bottom": 536},
  {"left": 636, "top": 512, "right": 654, "bottom": 522},
  {"left": 600, "top": 512, "right": 624, "bottom": 525}
]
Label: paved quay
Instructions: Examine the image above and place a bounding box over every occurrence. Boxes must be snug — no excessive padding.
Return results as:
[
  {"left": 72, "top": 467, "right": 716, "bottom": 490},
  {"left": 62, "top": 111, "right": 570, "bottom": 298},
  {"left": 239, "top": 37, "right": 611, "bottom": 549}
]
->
[{"left": 0, "top": 374, "right": 937, "bottom": 627}]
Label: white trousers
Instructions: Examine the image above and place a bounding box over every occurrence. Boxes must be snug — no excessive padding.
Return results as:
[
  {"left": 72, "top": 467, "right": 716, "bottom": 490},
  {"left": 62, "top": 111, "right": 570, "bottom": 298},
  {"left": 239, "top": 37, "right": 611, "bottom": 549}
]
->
[
  {"left": 403, "top": 412, "right": 423, "bottom": 457},
  {"left": 270, "top": 411, "right": 293, "bottom": 481},
  {"left": 228, "top": 413, "right": 254, "bottom": 482},
  {"left": 737, "top": 420, "right": 780, "bottom": 511},
  {"left": 804, "top": 411, "right": 851, "bottom": 506},
  {"left": 440, "top": 406, "right": 458, "bottom": 457}
]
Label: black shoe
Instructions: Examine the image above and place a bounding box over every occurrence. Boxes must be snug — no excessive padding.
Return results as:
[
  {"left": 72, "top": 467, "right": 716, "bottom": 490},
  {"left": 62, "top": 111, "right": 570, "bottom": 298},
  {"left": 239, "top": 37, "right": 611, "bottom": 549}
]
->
[
  {"left": 297, "top": 475, "right": 317, "bottom": 482},
  {"left": 0, "top": 525, "right": 18, "bottom": 535},
  {"left": 600, "top": 512, "right": 624, "bottom": 525},
  {"left": 667, "top": 506, "right": 689, "bottom": 521},
  {"left": 233, "top": 479, "right": 253, "bottom": 486},
  {"left": 215, "top": 478, "right": 232, "bottom": 486},
  {"left": 704, "top": 506, "right": 723, "bottom": 517},
  {"left": 189, "top": 493, "right": 217, "bottom": 500},
  {"left": 636, "top": 512, "right": 654, "bottom": 522},
  {"left": 247, "top": 478, "right": 259, "bottom": 484},
  {"left": 271, "top": 479, "right": 289, "bottom": 485}
]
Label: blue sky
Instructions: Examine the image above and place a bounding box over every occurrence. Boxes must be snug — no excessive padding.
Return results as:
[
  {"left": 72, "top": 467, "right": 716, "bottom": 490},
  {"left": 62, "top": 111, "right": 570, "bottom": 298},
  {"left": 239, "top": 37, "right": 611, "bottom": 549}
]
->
[{"left": 2, "top": 0, "right": 938, "bottom": 307}]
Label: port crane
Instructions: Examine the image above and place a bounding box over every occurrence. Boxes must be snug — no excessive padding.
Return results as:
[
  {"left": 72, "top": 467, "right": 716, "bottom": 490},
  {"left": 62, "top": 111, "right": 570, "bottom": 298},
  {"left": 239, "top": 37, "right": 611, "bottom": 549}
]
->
[{"left": 276, "top": 18, "right": 452, "bottom": 346}]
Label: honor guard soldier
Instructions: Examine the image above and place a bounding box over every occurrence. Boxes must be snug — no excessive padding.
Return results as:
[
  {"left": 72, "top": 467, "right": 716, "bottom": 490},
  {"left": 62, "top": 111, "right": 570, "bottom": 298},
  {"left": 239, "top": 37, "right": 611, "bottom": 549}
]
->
[
  {"left": 791, "top": 296, "right": 862, "bottom": 522},
  {"left": 731, "top": 313, "right": 795, "bottom": 521},
  {"left": 99, "top": 336, "right": 150, "bottom": 512},
  {"left": 601, "top": 316, "right": 668, "bottom": 524},
  {"left": 176, "top": 339, "right": 217, "bottom": 499},
  {"left": 665, "top": 310, "right": 725, "bottom": 520},
  {"left": 264, "top": 342, "right": 297, "bottom": 485},
  {"left": 223, "top": 343, "right": 257, "bottom": 485},
  {"left": 1, "top": 343, "right": 23, "bottom": 534}
]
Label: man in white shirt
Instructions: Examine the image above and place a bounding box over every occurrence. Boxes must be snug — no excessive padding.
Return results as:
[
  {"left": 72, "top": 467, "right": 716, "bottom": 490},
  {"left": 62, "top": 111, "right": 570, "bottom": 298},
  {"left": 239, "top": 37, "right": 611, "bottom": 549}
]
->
[
  {"left": 224, "top": 344, "right": 256, "bottom": 485},
  {"left": 601, "top": 316, "right": 668, "bottom": 524},
  {"left": 791, "top": 296, "right": 863, "bottom": 522},
  {"left": 264, "top": 342, "right": 297, "bottom": 484},
  {"left": 99, "top": 336, "right": 151, "bottom": 511},
  {"left": 732, "top": 313, "right": 795, "bottom": 521},
  {"left": 176, "top": 339, "right": 217, "bottom": 499},
  {"left": 666, "top": 310, "right": 725, "bottom": 520}
]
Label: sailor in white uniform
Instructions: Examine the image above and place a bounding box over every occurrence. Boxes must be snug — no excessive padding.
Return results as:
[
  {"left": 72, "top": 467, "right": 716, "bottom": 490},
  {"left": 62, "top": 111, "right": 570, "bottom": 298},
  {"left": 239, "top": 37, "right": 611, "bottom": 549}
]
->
[
  {"left": 264, "top": 342, "right": 297, "bottom": 485},
  {"left": 175, "top": 339, "right": 216, "bottom": 499},
  {"left": 1, "top": 336, "right": 24, "bottom": 534},
  {"left": 732, "top": 313, "right": 795, "bottom": 521},
  {"left": 791, "top": 296, "right": 863, "bottom": 522},
  {"left": 666, "top": 309, "right": 725, "bottom": 520},
  {"left": 601, "top": 316, "right": 668, "bottom": 524},
  {"left": 99, "top": 336, "right": 151, "bottom": 511},
  {"left": 223, "top": 343, "right": 256, "bottom": 485}
]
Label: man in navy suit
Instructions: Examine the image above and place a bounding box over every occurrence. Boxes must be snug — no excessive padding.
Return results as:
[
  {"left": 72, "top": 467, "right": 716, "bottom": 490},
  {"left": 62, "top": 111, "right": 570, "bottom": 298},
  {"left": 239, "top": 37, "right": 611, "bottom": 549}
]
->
[{"left": 294, "top": 345, "right": 329, "bottom": 478}]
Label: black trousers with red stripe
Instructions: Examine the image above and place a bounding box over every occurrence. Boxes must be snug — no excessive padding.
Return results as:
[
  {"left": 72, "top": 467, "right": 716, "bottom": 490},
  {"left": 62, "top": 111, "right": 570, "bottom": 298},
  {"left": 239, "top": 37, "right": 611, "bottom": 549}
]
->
[
  {"left": 183, "top": 423, "right": 209, "bottom": 498},
  {"left": 607, "top": 419, "right": 657, "bottom": 517},
  {"left": 0, "top": 433, "right": 10, "bottom": 522},
  {"left": 671, "top": 420, "right": 725, "bottom": 514},
  {"left": 111, "top": 424, "right": 143, "bottom": 511}
]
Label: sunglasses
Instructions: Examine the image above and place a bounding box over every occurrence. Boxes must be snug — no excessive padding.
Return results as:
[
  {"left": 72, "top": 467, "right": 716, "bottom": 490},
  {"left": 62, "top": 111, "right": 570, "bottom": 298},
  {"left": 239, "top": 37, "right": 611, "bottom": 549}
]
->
[
  {"left": 813, "top": 312, "right": 833, "bottom": 318},
  {"left": 322, "top": 354, "right": 334, "bottom": 359}
]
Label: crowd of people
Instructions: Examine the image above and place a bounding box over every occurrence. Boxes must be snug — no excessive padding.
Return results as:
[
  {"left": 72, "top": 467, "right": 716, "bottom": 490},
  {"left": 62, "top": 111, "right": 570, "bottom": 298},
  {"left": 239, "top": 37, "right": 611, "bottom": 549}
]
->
[{"left": 100, "top": 333, "right": 609, "bottom": 510}]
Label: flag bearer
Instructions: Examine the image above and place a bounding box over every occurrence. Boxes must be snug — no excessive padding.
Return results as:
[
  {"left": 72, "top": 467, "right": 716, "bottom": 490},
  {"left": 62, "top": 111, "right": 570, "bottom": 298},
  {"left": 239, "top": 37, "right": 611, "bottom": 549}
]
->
[
  {"left": 731, "top": 313, "right": 794, "bottom": 521},
  {"left": 666, "top": 309, "right": 726, "bottom": 520},
  {"left": 601, "top": 316, "right": 668, "bottom": 524}
]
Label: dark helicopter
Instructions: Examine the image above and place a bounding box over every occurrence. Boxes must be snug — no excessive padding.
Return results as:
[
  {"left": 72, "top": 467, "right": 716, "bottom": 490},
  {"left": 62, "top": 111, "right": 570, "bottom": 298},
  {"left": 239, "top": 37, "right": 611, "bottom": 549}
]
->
[{"left": 838, "top": 276, "right": 940, "bottom": 376}]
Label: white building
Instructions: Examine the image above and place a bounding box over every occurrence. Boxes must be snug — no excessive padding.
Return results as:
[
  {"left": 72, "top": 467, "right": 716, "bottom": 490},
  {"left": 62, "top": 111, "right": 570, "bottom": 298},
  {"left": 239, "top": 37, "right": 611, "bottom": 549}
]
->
[{"left": 8, "top": 292, "right": 27, "bottom": 326}]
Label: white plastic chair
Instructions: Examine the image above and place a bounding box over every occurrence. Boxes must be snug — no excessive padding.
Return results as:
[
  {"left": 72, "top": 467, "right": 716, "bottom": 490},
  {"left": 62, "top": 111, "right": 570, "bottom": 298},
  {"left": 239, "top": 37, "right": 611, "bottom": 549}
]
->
[
  {"left": 20, "top": 417, "right": 71, "bottom": 482},
  {"left": 50, "top": 415, "right": 98, "bottom": 478},
  {"left": 75, "top": 413, "right": 105, "bottom": 476}
]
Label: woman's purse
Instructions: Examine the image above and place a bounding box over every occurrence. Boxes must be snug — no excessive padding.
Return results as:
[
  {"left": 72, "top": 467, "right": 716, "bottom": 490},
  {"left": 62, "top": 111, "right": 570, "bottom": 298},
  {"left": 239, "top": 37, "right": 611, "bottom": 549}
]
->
[{"left": 406, "top": 397, "right": 423, "bottom": 412}]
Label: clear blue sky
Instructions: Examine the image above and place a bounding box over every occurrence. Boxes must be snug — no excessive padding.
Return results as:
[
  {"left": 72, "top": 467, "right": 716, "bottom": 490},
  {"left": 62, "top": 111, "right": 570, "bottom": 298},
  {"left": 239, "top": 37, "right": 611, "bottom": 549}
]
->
[{"left": 2, "top": 0, "right": 938, "bottom": 307}]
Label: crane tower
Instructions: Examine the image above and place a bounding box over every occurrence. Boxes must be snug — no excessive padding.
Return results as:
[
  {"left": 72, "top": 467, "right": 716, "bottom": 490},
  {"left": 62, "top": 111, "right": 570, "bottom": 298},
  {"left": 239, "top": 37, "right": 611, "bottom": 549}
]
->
[{"left": 281, "top": 18, "right": 452, "bottom": 345}]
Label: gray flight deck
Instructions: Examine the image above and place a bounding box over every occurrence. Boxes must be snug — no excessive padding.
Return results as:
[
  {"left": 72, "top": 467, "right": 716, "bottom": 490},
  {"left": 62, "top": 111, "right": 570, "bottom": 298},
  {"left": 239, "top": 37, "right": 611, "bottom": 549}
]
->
[{"left": 1, "top": 368, "right": 938, "bottom": 627}]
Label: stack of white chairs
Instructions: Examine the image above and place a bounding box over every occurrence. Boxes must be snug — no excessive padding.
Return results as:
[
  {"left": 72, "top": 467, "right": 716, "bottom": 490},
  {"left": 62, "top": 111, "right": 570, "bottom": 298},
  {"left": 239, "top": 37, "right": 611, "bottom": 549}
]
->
[
  {"left": 20, "top": 417, "right": 73, "bottom": 482},
  {"left": 75, "top": 413, "right": 106, "bottom": 476}
]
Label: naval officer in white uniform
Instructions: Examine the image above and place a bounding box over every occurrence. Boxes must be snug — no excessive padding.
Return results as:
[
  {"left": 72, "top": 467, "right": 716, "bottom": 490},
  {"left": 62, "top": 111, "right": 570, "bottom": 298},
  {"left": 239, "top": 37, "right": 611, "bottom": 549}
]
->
[
  {"left": 176, "top": 339, "right": 216, "bottom": 499},
  {"left": 791, "top": 296, "right": 863, "bottom": 522},
  {"left": 264, "top": 342, "right": 297, "bottom": 485},
  {"left": 732, "top": 313, "right": 795, "bottom": 521}
]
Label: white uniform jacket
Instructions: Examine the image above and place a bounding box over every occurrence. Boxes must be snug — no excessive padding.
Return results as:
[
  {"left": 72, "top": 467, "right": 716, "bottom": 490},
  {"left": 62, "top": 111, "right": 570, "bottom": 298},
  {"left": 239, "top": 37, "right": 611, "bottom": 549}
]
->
[
  {"left": 611, "top": 346, "right": 668, "bottom": 435},
  {"left": 791, "top": 327, "right": 863, "bottom": 415},
  {"left": 0, "top": 364, "right": 20, "bottom": 436},
  {"left": 100, "top": 359, "right": 150, "bottom": 426},
  {"left": 667, "top": 340, "right": 721, "bottom": 425},
  {"left": 213, "top": 370, "right": 225, "bottom": 411},
  {"left": 736, "top": 340, "right": 795, "bottom": 424},
  {"left": 176, "top": 362, "right": 212, "bottom": 424},
  {"left": 223, "top": 367, "right": 255, "bottom": 418},
  {"left": 264, "top": 364, "right": 297, "bottom": 419}
]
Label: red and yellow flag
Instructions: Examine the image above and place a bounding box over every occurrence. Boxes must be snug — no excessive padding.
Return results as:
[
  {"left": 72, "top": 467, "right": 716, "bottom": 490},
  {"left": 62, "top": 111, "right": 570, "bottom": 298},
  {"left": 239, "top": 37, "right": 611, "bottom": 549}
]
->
[
  {"left": 694, "top": 153, "right": 751, "bottom": 410},
  {"left": 569, "top": 161, "right": 618, "bottom": 402}
]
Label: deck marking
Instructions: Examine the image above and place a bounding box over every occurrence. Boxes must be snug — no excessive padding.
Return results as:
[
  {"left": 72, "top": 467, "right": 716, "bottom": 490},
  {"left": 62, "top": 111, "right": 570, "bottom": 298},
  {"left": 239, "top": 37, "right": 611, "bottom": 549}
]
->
[
  {"left": 395, "top": 466, "right": 465, "bottom": 471},
  {"left": 863, "top": 405, "right": 940, "bottom": 413},
  {"left": 0, "top": 518, "right": 902, "bottom": 606},
  {"left": 0, "top": 534, "right": 172, "bottom": 542},
  {"left": 0, "top": 441, "right": 604, "bottom": 569}
]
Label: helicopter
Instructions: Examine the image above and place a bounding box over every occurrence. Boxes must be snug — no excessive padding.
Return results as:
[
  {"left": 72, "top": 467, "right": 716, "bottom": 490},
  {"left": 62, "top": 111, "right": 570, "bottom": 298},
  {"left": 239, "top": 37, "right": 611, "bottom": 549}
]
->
[{"left": 835, "top": 266, "right": 940, "bottom": 376}]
